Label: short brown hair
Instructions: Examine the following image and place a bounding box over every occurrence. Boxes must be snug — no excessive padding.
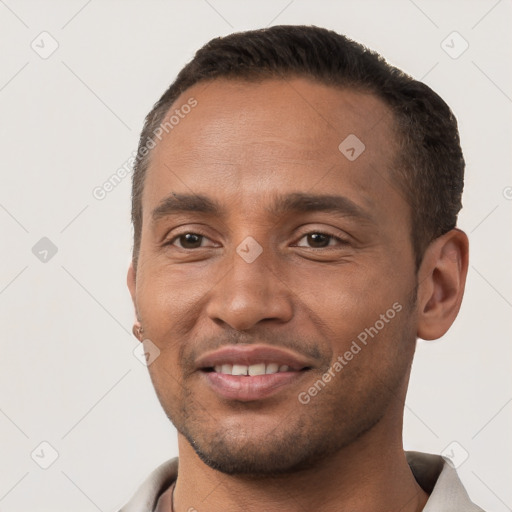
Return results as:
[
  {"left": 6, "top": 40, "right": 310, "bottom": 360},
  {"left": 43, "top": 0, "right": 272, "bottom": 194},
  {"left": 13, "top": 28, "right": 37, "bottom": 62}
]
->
[{"left": 131, "top": 25, "right": 464, "bottom": 270}]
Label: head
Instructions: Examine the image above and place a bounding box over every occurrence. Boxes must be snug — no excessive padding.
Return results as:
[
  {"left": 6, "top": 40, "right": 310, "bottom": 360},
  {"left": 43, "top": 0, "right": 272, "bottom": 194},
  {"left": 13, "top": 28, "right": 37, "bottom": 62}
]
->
[{"left": 127, "top": 26, "right": 469, "bottom": 475}]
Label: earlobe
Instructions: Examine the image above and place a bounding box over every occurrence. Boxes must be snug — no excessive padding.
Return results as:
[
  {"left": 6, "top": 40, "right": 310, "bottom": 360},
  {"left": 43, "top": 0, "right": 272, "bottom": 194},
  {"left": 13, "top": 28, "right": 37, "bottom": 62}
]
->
[{"left": 416, "top": 229, "right": 469, "bottom": 341}]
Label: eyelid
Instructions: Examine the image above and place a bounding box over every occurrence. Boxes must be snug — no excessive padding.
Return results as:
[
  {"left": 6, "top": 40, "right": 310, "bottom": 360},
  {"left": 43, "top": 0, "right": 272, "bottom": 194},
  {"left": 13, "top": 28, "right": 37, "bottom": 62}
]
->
[
  {"left": 292, "top": 227, "right": 351, "bottom": 247},
  {"left": 164, "top": 229, "right": 219, "bottom": 248},
  {"left": 162, "top": 225, "right": 351, "bottom": 249}
]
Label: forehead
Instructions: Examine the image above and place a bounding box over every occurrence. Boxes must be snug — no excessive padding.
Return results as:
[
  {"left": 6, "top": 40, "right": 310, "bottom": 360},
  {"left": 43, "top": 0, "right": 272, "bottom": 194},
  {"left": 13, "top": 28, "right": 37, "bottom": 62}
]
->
[{"left": 143, "top": 77, "right": 403, "bottom": 218}]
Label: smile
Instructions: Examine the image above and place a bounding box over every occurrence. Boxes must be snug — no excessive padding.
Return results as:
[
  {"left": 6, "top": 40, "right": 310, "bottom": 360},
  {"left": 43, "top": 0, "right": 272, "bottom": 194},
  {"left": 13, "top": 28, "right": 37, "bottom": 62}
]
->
[
  {"left": 208, "top": 363, "right": 299, "bottom": 376},
  {"left": 195, "top": 345, "right": 315, "bottom": 401}
]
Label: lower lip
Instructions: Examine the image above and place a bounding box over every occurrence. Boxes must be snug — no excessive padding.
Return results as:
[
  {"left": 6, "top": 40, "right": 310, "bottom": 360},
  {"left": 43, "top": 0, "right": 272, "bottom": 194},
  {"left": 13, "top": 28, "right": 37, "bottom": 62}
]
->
[{"left": 201, "top": 370, "right": 307, "bottom": 401}]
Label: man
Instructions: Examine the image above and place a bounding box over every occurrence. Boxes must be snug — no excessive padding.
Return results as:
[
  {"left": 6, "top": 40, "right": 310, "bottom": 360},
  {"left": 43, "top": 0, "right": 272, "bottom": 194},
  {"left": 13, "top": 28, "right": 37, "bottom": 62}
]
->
[{"left": 121, "top": 25, "right": 484, "bottom": 511}]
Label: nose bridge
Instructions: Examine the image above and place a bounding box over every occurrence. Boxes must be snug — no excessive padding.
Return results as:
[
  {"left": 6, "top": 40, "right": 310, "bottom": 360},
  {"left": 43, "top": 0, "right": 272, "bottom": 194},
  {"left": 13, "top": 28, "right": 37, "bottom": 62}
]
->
[{"left": 206, "top": 235, "right": 293, "bottom": 331}]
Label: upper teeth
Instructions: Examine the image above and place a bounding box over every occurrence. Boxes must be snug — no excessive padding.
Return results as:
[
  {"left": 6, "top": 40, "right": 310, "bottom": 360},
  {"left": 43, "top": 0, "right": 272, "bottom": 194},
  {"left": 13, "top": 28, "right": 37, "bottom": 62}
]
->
[{"left": 213, "top": 363, "right": 291, "bottom": 375}]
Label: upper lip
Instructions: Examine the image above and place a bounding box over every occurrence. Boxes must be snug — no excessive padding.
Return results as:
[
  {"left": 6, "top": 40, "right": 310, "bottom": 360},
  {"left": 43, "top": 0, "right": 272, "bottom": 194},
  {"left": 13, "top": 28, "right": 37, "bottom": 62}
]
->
[{"left": 195, "top": 344, "right": 315, "bottom": 371}]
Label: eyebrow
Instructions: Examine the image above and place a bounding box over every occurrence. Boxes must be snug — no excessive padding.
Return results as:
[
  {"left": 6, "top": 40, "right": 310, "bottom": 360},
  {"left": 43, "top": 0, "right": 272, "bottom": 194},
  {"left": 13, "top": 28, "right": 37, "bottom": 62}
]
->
[
  {"left": 266, "top": 192, "right": 373, "bottom": 222},
  {"left": 151, "top": 193, "right": 219, "bottom": 222},
  {"left": 151, "top": 192, "right": 373, "bottom": 223}
]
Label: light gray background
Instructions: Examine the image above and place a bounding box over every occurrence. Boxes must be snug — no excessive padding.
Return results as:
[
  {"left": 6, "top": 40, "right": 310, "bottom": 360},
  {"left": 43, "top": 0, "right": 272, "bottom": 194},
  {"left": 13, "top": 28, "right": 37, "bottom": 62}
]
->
[{"left": 0, "top": 0, "right": 510, "bottom": 510}]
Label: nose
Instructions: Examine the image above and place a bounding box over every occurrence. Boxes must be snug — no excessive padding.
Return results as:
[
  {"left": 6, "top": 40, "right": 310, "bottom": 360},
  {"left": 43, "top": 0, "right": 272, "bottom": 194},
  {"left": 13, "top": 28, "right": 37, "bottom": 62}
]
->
[{"left": 205, "top": 243, "right": 294, "bottom": 331}]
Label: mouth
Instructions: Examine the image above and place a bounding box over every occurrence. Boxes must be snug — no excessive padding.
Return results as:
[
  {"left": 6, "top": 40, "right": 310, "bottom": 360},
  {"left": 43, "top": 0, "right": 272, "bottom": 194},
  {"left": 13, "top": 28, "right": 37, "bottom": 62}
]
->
[{"left": 196, "top": 345, "right": 314, "bottom": 401}]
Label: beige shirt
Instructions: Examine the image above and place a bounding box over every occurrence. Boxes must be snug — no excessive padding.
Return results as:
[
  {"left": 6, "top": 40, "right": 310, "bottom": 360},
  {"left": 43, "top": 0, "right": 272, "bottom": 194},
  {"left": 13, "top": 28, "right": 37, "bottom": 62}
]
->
[{"left": 119, "top": 451, "right": 485, "bottom": 511}]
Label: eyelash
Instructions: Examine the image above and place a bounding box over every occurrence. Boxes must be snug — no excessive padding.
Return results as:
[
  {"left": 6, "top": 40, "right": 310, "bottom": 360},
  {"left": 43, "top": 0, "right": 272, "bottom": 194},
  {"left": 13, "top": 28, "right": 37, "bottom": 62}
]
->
[
  {"left": 165, "top": 231, "right": 216, "bottom": 249},
  {"left": 164, "top": 230, "right": 350, "bottom": 249},
  {"left": 294, "top": 231, "right": 350, "bottom": 248}
]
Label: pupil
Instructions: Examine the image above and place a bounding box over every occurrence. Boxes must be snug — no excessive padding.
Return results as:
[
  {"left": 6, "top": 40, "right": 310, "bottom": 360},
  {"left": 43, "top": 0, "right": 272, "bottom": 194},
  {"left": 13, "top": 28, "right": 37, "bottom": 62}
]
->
[{"left": 308, "top": 233, "right": 329, "bottom": 247}]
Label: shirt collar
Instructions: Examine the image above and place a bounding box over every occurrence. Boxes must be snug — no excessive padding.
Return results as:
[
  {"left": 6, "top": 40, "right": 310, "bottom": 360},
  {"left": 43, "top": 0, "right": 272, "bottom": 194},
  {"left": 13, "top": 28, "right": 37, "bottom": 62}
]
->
[{"left": 119, "top": 451, "right": 484, "bottom": 511}]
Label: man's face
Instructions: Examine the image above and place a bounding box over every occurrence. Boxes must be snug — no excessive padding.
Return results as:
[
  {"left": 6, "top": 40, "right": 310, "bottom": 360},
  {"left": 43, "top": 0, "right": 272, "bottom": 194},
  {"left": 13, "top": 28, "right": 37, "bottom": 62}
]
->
[{"left": 129, "top": 78, "right": 419, "bottom": 475}]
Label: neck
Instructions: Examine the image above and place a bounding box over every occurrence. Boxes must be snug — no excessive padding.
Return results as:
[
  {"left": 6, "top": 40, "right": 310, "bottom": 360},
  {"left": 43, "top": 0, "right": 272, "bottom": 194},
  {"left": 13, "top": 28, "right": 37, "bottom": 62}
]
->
[{"left": 172, "top": 417, "right": 429, "bottom": 512}]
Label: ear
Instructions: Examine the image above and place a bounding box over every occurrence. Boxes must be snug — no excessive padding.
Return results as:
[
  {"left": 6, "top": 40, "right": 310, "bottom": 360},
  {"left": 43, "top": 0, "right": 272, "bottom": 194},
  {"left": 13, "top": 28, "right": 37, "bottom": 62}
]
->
[
  {"left": 416, "top": 229, "right": 469, "bottom": 341},
  {"left": 127, "top": 261, "right": 138, "bottom": 320}
]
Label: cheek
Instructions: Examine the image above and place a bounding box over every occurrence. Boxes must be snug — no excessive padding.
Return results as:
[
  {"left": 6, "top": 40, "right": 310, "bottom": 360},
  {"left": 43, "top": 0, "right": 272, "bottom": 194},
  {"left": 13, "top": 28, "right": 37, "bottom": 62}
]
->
[
  {"left": 135, "top": 261, "right": 210, "bottom": 329},
  {"left": 293, "top": 264, "right": 414, "bottom": 382},
  {"left": 146, "top": 356, "right": 186, "bottom": 420},
  {"left": 290, "top": 263, "right": 403, "bottom": 334},
  {"left": 134, "top": 263, "right": 216, "bottom": 382}
]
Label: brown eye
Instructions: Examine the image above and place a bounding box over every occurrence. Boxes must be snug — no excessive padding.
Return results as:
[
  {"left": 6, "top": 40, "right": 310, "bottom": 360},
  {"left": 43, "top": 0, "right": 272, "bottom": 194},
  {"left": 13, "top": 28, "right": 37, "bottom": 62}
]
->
[
  {"left": 174, "top": 233, "right": 205, "bottom": 249},
  {"left": 296, "top": 232, "right": 348, "bottom": 248},
  {"left": 306, "top": 233, "right": 331, "bottom": 248}
]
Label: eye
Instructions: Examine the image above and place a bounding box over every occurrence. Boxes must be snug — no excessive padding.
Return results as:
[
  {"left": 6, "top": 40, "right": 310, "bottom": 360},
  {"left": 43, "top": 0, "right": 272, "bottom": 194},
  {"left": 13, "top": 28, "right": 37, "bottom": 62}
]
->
[
  {"left": 166, "top": 232, "right": 216, "bottom": 249},
  {"left": 295, "top": 231, "right": 349, "bottom": 248}
]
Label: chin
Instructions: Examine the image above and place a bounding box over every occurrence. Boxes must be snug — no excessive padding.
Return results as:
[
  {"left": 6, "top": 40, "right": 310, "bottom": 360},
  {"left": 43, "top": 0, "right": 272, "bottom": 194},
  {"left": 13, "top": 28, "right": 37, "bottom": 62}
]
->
[
  {"left": 187, "top": 432, "right": 330, "bottom": 476},
  {"left": 177, "top": 410, "right": 363, "bottom": 477}
]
